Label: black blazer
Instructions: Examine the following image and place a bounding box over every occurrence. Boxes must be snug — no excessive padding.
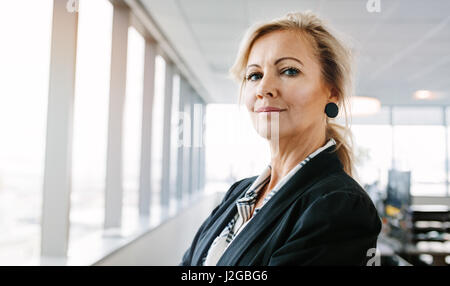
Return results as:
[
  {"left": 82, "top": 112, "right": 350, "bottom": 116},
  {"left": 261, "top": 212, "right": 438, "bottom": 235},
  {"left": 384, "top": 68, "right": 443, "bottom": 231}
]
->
[{"left": 180, "top": 145, "right": 382, "bottom": 266}]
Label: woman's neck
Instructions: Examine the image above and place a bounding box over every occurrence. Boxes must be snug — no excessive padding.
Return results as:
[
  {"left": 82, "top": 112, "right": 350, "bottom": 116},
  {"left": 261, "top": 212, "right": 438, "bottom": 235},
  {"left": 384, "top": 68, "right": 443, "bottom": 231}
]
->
[{"left": 267, "top": 128, "right": 326, "bottom": 191}]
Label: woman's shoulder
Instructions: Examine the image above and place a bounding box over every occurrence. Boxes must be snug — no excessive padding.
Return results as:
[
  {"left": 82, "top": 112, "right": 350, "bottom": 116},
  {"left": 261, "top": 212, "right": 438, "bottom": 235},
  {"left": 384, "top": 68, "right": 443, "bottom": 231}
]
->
[
  {"left": 297, "top": 171, "right": 381, "bottom": 231},
  {"left": 303, "top": 170, "right": 374, "bottom": 206}
]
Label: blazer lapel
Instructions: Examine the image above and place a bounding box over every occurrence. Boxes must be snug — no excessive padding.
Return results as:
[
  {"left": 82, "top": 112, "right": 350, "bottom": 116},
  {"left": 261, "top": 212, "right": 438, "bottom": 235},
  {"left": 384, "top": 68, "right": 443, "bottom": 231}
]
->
[
  {"left": 191, "top": 178, "right": 255, "bottom": 265},
  {"left": 216, "top": 146, "right": 343, "bottom": 265}
]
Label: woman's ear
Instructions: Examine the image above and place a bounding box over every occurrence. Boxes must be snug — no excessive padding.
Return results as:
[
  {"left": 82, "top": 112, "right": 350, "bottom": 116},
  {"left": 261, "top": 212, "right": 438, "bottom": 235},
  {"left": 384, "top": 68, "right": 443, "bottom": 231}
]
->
[{"left": 328, "top": 87, "right": 339, "bottom": 103}]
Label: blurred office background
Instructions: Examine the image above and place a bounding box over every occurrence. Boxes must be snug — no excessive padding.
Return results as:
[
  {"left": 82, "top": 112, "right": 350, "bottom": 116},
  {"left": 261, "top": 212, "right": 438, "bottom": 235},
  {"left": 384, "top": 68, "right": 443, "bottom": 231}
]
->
[{"left": 0, "top": 0, "right": 449, "bottom": 266}]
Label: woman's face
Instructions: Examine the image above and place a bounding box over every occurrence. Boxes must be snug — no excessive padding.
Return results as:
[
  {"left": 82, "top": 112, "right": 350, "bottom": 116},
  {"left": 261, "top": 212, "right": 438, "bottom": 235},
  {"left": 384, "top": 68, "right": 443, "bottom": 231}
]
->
[{"left": 244, "top": 30, "right": 333, "bottom": 142}]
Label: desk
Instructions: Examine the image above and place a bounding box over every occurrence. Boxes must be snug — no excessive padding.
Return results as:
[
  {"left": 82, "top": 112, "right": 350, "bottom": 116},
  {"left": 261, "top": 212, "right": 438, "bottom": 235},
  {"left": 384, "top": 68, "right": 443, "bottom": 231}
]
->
[
  {"left": 410, "top": 204, "right": 450, "bottom": 244},
  {"left": 402, "top": 241, "right": 450, "bottom": 266},
  {"left": 388, "top": 204, "right": 450, "bottom": 265},
  {"left": 410, "top": 205, "right": 450, "bottom": 222}
]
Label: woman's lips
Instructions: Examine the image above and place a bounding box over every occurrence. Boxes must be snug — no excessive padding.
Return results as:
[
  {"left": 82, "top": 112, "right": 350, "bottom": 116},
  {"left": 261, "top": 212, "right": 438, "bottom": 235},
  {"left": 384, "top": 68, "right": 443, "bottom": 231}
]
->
[{"left": 255, "top": 106, "right": 287, "bottom": 113}]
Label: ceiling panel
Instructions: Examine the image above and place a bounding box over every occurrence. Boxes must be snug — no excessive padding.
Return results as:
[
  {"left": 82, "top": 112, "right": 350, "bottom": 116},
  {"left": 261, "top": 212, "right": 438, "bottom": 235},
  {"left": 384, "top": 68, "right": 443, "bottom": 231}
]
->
[
  {"left": 177, "top": 0, "right": 247, "bottom": 23},
  {"left": 141, "top": 0, "right": 450, "bottom": 105},
  {"left": 190, "top": 22, "right": 247, "bottom": 40}
]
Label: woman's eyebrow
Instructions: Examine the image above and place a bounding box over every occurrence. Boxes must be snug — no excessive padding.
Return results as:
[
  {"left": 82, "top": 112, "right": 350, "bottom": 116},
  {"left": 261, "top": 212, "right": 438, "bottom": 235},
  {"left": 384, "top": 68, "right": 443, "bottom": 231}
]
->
[
  {"left": 274, "top": 56, "right": 303, "bottom": 66},
  {"left": 246, "top": 57, "right": 304, "bottom": 71}
]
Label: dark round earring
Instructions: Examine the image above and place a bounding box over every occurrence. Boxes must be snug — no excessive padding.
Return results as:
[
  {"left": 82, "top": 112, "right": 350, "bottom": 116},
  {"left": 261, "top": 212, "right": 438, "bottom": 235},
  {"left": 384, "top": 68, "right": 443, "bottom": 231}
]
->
[{"left": 325, "top": 102, "right": 338, "bottom": 118}]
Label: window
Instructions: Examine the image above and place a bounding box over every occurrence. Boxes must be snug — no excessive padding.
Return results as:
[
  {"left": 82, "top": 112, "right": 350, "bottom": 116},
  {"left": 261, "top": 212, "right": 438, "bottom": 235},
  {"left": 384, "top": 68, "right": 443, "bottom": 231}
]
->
[
  {"left": 170, "top": 74, "right": 181, "bottom": 210},
  {"left": 390, "top": 107, "right": 446, "bottom": 196},
  {"left": 150, "top": 55, "right": 166, "bottom": 221},
  {"left": 351, "top": 125, "right": 393, "bottom": 189},
  {"left": 204, "top": 104, "right": 270, "bottom": 194},
  {"left": 446, "top": 106, "right": 450, "bottom": 193},
  {"left": 181, "top": 87, "right": 193, "bottom": 198},
  {"left": 0, "top": 0, "right": 53, "bottom": 264},
  {"left": 393, "top": 125, "right": 446, "bottom": 196},
  {"left": 392, "top": 107, "right": 443, "bottom": 126},
  {"left": 70, "top": 0, "right": 113, "bottom": 241},
  {"left": 205, "top": 105, "right": 450, "bottom": 198},
  {"left": 192, "top": 100, "right": 205, "bottom": 195},
  {"left": 122, "top": 26, "right": 145, "bottom": 231}
]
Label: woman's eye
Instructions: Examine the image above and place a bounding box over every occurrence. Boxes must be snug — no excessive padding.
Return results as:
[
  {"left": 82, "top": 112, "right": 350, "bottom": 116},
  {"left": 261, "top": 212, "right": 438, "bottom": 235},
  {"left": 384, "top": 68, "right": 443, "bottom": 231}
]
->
[
  {"left": 282, "top": 67, "right": 300, "bottom": 76},
  {"left": 246, "top": 72, "right": 262, "bottom": 81},
  {"left": 246, "top": 68, "right": 299, "bottom": 81}
]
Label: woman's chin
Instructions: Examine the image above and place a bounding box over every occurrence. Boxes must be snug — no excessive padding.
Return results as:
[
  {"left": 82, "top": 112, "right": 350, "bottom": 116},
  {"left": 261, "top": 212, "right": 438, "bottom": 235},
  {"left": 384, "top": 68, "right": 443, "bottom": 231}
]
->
[{"left": 255, "top": 127, "right": 284, "bottom": 141}]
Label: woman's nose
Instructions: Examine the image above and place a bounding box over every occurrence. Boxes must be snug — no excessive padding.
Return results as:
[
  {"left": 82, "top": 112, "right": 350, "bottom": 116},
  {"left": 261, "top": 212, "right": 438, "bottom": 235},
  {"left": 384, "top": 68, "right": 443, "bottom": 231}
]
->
[
  {"left": 256, "top": 89, "right": 274, "bottom": 99},
  {"left": 256, "top": 75, "right": 277, "bottom": 99}
]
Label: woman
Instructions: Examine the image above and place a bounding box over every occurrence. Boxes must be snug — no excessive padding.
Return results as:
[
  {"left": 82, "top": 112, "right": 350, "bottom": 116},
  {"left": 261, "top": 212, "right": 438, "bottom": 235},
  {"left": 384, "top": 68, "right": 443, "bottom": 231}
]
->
[{"left": 180, "top": 11, "right": 381, "bottom": 266}]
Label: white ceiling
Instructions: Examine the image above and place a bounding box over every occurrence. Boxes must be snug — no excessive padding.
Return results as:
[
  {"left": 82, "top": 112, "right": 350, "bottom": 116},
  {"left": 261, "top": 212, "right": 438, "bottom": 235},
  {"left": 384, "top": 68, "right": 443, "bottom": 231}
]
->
[{"left": 140, "top": 0, "right": 450, "bottom": 105}]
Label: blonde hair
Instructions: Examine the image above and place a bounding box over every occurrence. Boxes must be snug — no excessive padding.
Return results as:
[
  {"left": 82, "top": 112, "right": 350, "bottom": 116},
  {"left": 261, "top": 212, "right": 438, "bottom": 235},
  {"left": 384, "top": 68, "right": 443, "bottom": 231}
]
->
[{"left": 229, "top": 11, "right": 355, "bottom": 177}]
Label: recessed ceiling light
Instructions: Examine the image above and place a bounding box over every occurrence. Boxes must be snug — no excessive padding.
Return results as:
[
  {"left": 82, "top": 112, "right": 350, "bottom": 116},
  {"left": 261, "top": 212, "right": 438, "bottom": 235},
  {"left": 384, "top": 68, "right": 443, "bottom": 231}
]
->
[{"left": 414, "top": 90, "right": 435, "bottom": 100}]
